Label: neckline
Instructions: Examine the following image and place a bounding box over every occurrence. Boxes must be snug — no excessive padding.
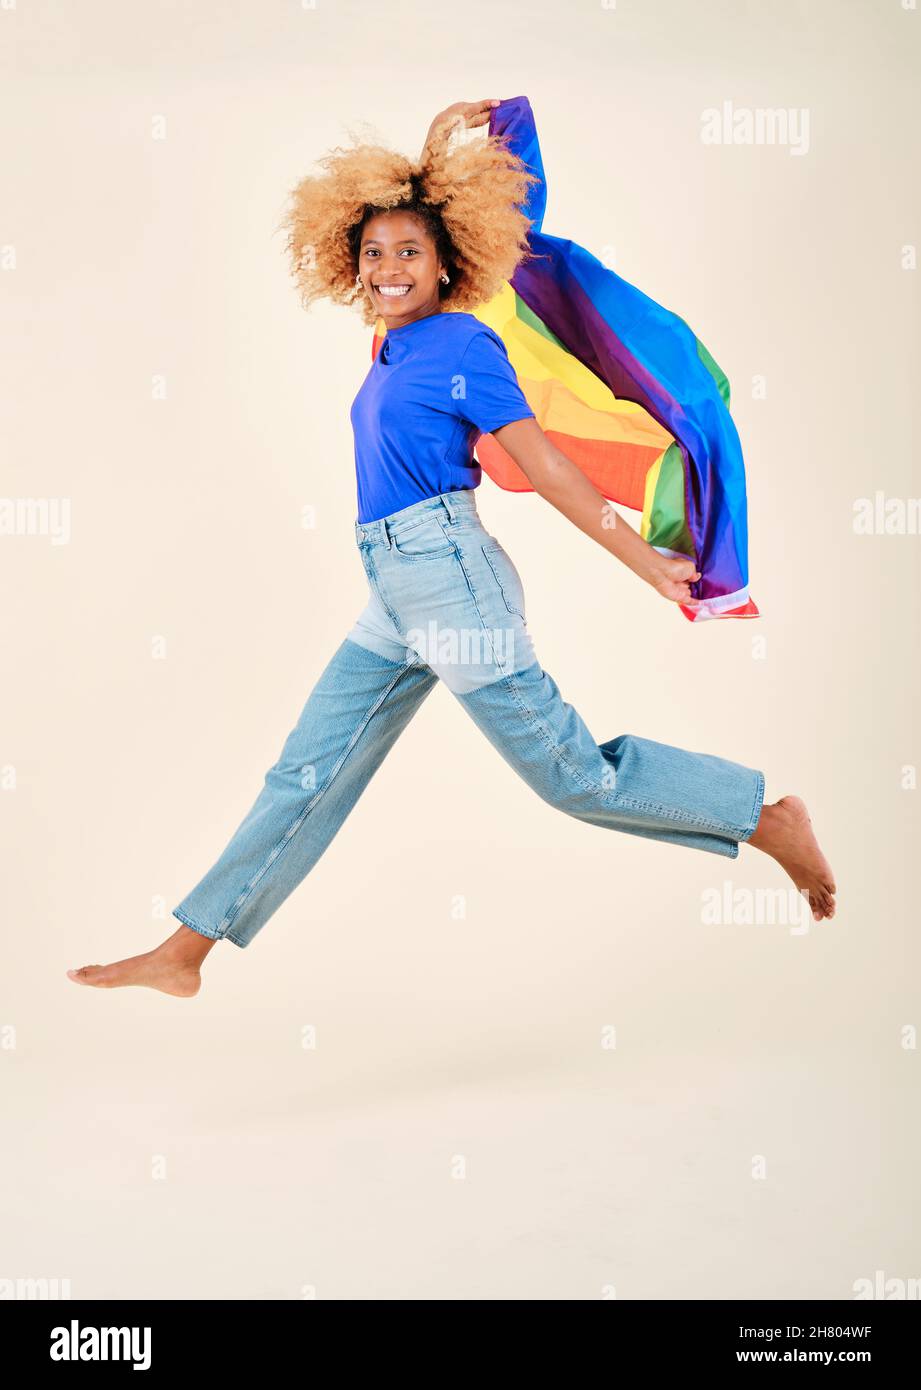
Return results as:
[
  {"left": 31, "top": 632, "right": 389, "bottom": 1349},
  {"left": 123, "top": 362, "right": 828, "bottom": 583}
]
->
[{"left": 383, "top": 309, "right": 449, "bottom": 336}]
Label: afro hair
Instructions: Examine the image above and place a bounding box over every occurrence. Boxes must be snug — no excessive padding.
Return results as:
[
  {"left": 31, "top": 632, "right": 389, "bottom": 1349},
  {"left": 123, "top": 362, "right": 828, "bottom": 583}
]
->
[{"left": 278, "top": 118, "right": 540, "bottom": 327}]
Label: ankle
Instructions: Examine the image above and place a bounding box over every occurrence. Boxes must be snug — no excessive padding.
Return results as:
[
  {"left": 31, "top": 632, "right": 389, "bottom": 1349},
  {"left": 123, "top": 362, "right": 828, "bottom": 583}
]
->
[
  {"left": 746, "top": 802, "right": 777, "bottom": 850},
  {"left": 165, "top": 926, "right": 215, "bottom": 963}
]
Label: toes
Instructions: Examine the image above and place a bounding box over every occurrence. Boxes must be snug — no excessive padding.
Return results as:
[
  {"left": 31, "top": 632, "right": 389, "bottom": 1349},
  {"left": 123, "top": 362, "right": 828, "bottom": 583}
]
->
[
  {"left": 67, "top": 965, "right": 104, "bottom": 984},
  {"left": 808, "top": 882, "right": 837, "bottom": 920},
  {"left": 810, "top": 890, "right": 833, "bottom": 922}
]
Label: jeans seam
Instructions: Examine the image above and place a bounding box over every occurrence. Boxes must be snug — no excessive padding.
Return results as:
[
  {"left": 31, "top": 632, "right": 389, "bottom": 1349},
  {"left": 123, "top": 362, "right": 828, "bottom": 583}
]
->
[
  {"left": 451, "top": 542, "right": 606, "bottom": 799},
  {"left": 391, "top": 545, "right": 456, "bottom": 562},
  {"left": 451, "top": 544, "right": 522, "bottom": 678},
  {"left": 364, "top": 551, "right": 403, "bottom": 630},
  {"left": 214, "top": 656, "right": 424, "bottom": 937},
  {"left": 502, "top": 666, "right": 609, "bottom": 799},
  {"left": 390, "top": 512, "right": 456, "bottom": 560},
  {"left": 481, "top": 544, "right": 526, "bottom": 619},
  {"left": 609, "top": 790, "right": 749, "bottom": 836}
]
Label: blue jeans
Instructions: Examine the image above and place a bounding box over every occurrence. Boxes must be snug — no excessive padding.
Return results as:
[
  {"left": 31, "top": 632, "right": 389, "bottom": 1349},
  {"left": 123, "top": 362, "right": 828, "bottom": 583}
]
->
[{"left": 172, "top": 489, "right": 764, "bottom": 949}]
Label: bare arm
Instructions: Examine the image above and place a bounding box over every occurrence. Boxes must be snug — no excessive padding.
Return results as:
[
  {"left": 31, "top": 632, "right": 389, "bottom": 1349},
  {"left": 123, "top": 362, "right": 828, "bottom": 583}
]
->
[{"left": 490, "top": 417, "right": 701, "bottom": 605}]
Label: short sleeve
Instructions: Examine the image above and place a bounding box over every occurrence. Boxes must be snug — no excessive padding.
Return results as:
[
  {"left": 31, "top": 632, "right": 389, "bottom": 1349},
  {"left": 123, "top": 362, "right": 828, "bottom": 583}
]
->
[{"left": 454, "top": 328, "right": 536, "bottom": 434}]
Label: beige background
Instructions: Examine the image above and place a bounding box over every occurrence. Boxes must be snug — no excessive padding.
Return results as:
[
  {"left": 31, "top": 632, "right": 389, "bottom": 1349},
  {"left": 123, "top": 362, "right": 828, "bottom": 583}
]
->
[{"left": 2, "top": 0, "right": 919, "bottom": 1300}]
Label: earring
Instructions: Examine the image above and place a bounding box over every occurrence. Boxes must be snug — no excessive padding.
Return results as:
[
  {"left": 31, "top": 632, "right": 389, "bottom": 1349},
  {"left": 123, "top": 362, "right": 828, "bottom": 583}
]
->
[
  {"left": 440, "top": 272, "right": 450, "bottom": 284},
  {"left": 356, "top": 274, "right": 363, "bottom": 286}
]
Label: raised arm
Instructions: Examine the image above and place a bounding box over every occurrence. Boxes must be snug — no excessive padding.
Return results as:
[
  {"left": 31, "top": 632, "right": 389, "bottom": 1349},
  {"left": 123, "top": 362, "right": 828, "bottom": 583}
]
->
[
  {"left": 490, "top": 418, "right": 701, "bottom": 606},
  {"left": 419, "top": 99, "right": 501, "bottom": 162}
]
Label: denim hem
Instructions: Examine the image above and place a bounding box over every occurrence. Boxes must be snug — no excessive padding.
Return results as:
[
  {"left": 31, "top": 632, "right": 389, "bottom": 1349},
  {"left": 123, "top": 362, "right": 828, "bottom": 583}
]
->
[
  {"left": 738, "top": 768, "right": 766, "bottom": 842},
  {"left": 172, "top": 908, "right": 223, "bottom": 942},
  {"left": 612, "top": 788, "right": 758, "bottom": 838}
]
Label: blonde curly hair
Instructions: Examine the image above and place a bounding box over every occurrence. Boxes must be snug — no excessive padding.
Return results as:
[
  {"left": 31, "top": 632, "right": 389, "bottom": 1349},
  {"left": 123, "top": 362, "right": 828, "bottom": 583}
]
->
[{"left": 278, "top": 120, "right": 540, "bottom": 327}]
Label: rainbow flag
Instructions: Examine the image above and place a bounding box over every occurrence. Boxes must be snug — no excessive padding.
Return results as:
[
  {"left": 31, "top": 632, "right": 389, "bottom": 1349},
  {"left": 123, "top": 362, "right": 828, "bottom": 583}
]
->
[{"left": 373, "top": 95, "right": 758, "bottom": 622}]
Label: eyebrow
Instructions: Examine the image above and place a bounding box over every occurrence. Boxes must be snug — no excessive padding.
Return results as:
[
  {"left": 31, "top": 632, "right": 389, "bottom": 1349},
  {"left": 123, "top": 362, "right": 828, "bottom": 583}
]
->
[{"left": 361, "top": 238, "right": 424, "bottom": 247}]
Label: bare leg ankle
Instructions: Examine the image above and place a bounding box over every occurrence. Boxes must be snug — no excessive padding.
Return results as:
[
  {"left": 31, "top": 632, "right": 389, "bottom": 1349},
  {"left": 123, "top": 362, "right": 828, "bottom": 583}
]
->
[{"left": 168, "top": 924, "right": 219, "bottom": 963}]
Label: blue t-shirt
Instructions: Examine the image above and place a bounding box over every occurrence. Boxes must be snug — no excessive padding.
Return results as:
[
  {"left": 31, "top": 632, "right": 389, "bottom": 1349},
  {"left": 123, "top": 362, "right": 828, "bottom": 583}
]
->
[{"left": 349, "top": 310, "right": 536, "bottom": 523}]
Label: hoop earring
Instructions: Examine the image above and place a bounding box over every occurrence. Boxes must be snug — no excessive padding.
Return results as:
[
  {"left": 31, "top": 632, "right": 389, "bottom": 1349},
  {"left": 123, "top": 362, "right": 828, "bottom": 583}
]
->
[
  {"left": 440, "top": 272, "right": 450, "bottom": 285},
  {"left": 355, "top": 274, "right": 363, "bottom": 286}
]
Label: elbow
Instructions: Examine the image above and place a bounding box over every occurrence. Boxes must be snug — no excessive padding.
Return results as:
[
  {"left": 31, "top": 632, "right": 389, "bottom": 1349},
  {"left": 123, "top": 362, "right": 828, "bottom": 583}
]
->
[
  {"left": 491, "top": 420, "right": 572, "bottom": 498},
  {"left": 526, "top": 453, "right": 571, "bottom": 501}
]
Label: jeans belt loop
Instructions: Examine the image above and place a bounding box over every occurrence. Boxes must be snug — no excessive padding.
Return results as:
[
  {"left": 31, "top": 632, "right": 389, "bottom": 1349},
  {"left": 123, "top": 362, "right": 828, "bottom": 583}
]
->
[
  {"left": 441, "top": 494, "right": 456, "bottom": 525},
  {"left": 380, "top": 516, "right": 392, "bottom": 548}
]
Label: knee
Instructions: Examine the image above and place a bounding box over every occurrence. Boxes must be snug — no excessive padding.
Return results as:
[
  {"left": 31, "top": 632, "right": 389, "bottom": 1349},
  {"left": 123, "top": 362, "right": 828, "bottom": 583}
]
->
[{"left": 533, "top": 759, "right": 612, "bottom": 818}]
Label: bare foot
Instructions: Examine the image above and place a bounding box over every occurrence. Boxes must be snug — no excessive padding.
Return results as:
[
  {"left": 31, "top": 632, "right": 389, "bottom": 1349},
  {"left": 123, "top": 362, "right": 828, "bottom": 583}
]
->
[
  {"left": 66, "top": 925, "right": 217, "bottom": 998},
  {"left": 745, "top": 794, "right": 836, "bottom": 922}
]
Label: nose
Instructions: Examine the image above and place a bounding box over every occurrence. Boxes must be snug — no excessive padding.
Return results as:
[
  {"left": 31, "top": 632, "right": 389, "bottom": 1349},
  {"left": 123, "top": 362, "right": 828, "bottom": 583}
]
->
[{"left": 375, "top": 256, "right": 410, "bottom": 277}]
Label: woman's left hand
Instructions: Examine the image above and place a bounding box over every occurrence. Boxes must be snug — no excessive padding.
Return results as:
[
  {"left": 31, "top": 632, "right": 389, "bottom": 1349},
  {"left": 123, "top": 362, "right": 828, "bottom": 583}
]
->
[{"left": 421, "top": 99, "right": 501, "bottom": 156}]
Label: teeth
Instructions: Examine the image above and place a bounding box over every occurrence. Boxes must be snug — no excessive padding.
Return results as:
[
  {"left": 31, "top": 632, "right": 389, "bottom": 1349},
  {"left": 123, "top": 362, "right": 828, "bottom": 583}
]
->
[{"left": 376, "top": 285, "right": 411, "bottom": 297}]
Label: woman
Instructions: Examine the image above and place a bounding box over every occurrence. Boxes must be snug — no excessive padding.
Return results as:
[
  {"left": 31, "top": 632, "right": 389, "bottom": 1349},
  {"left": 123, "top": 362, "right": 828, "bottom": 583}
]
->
[{"left": 68, "top": 99, "right": 835, "bottom": 997}]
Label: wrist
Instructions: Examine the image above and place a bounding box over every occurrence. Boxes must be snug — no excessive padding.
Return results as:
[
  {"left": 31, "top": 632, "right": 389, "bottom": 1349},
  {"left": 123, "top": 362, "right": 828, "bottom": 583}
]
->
[
  {"left": 629, "top": 547, "right": 671, "bottom": 589},
  {"left": 608, "top": 529, "right": 665, "bottom": 585}
]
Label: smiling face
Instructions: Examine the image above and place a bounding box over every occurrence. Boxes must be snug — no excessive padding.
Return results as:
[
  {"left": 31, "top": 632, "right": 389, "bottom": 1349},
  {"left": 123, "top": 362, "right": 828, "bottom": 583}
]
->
[{"left": 358, "top": 210, "right": 447, "bottom": 329}]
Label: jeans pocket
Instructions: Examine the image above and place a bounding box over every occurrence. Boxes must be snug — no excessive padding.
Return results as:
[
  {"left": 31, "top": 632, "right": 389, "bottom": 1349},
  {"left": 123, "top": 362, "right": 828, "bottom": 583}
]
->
[
  {"left": 482, "top": 542, "right": 526, "bottom": 620},
  {"left": 390, "top": 515, "right": 456, "bottom": 561}
]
